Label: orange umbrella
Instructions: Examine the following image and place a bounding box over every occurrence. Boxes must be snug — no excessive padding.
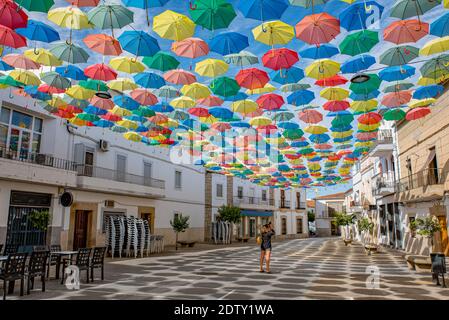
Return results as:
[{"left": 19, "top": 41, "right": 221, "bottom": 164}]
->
[
  {"left": 163, "top": 69, "right": 197, "bottom": 85},
  {"left": 384, "top": 20, "right": 429, "bottom": 45},
  {"left": 148, "top": 113, "right": 168, "bottom": 124},
  {"left": 358, "top": 112, "right": 382, "bottom": 125},
  {"left": 83, "top": 34, "right": 122, "bottom": 56},
  {"left": 315, "top": 74, "right": 347, "bottom": 87},
  {"left": 197, "top": 95, "right": 223, "bottom": 107},
  {"left": 295, "top": 13, "right": 340, "bottom": 45},
  {"left": 3, "top": 53, "right": 40, "bottom": 69},
  {"left": 299, "top": 109, "right": 323, "bottom": 124},
  {"left": 171, "top": 37, "right": 209, "bottom": 58},
  {"left": 89, "top": 95, "right": 114, "bottom": 109},
  {"left": 381, "top": 90, "right": 412, "bottom": 107},
  {"left": 130, "top": 88, "right": 158, "bottom": 106},
  {"left": 65, "top": 0, "right": 99, "bottom": 6}
]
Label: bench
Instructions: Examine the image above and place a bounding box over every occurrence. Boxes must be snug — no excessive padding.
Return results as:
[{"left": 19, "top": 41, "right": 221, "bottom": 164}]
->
[
  {"left": 177, "top": 241, "right": 196, "bottom": 248},
  {"left": 237, "top": 237, "right": 250, "bottom": 242},
  {"left": 405, "top": 254, "right": 432, "bottom": 273}
]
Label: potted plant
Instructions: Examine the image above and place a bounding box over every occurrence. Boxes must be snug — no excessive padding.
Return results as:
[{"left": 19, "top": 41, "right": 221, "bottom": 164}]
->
[
  {"left": 358, "top": 217, "right": 377, "bottom": 255},
  {"left": 415, "top": 216, "right": 441, "bottom": 253},
  {"left": 409, "top": 219, "right": 417, "bottom": 238},
  {"left": 335, "top": 212, "right": 356, "bottom": 246},
  {"left": 28, "top": 209, "right": 50, "bottom": 231},
  {"left": 217, "top": 204, "right": 241, "bottom": 244},
  {"left": 170, "top": 214, "right": 190, "bottom": 251}
]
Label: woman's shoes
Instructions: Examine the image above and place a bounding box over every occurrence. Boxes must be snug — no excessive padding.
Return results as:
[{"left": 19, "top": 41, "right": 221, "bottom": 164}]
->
[
  {"left": 266, "top": 270, "right": 271, "bottom": 274},
  {"left": 260, "top": 270, "right": 264, "bottom": 273}
]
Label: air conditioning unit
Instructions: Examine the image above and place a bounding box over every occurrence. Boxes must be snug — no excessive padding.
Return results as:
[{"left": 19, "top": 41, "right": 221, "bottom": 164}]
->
[{"left": 99, "top": 139, "right": 109, "bottom": 152}]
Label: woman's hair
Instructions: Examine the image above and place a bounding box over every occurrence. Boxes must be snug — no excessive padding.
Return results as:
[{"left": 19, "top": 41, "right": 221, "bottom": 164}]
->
[{"left": 260, "top": 225, "right": 267, "bottom": 234}]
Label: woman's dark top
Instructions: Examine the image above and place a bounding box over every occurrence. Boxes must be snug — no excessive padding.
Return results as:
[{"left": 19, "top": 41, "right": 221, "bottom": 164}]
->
[{"left": 261, "top": 230, "right": 275, "bottom": 250}]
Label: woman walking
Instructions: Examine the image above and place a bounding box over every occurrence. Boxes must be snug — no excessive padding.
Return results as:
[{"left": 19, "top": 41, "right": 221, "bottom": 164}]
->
[{"left": 259, "top": 223, "right": 275, "bottom": 273}]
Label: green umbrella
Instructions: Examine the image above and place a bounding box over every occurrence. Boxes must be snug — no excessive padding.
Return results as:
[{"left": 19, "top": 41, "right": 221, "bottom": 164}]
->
[
  {"left": 390, "top": 0, "right": 441, "bottom": 20},
  {"left": 283, "top": 128, "right": 304, "bottom": 140},
  {"left": 77, "top": 113, "right": 100, "bottom": 122},
  {"left": 50, "top": 42, "right": 89, "bottom": 64},
  {"left": 15, "top": 0, "right": 54, "bottom": 13},
  {"left": 170, "top": 110, "right": 190, "bottom": 121},
  {"left": 0, "top": 75, "right": 24, "bottom": 87},
  {"left": 419, "top": 54, "right": 449, "bottom": 79},
  {"left": 289, "top": 0, "right": 329, "bottom": 7},
  {"left": 209, "top": 76, "right": 240, "bottom": 97},
  {"left": 63, "top": 96, "right": 89, "bottom": 109},
  {"left": 157, "top": 85, "right": 179, "bottom": 98},
  {"left": 349, "top": 74, "right": 381, "bottom": 94},
  {"left": 111, "top": 125, "right": 128, "bottom": 133},
  {"left": 380, "top": 45, "right": 419, "bottom": 66},
  {"left": 383, "top": 108, "right": 406, "bottom": 121},
  {"left": 331, "top": 114, "right": 353, "bottom": 127},
  {"left": 189, "top": 0, "right": 236, "bottom": 31},
  {"left": 340, "top": 30, "right": 378, "bottom": 56},
  {"left": 273, "top": 111, "right": 294, "bottom": 122},
  {"left": 79, "top": 79, "right": 108, "bottom": 92},
  {"left": 224, "top": 51, "right": 258, "bottom": 67},
  {"left": 133, "top": 107, "right": 156, "bottom": 117},
  {"left": 41, "top": 71, "right": 71, "bottom": 90},
  {"left": 40, "top": 103, "right": 58, "bottom": 113},
  {"left": 280, "top": 83, "right": 311, "bottom": 92},
  {"left": 143, "top": 121, "right": 164, "bottom": 130},
  {"left": 143, "top": 52, "right": 180, "bottom": 72},
  {"left": 298, "top": 147, "right": 314, "bottom": 155},
  {"left": 87, "top": 5, "right": 133, "bottom": 37},
  {"left": 383, "top": 82, "right": 414, "bottom": 93}
]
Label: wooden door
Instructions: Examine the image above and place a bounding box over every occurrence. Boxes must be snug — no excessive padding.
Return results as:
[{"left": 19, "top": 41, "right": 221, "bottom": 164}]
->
[
  {"left": 437, "top": 216, "right": 449, "bottom": 256},
  {"left": 141, "top": 212, "right": 155, "bottom": 234},
  {"left": 73, "top": 210, "right": 89, "bottom": 250}
]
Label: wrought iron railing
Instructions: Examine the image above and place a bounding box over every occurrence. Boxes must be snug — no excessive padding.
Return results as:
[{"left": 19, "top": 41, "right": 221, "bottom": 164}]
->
[
  {"left": 296, "top": 202, "right": 306, "bottom": 209},
  {"left": 280, "top": 200, "right": 291, "bottom": 209},
  {"left": 233, "top": 196, "right": 274, "bottom": 206},
  {"left": 0, "top": 148, "right": 77, "bottom": 171},
  {"left": 373, "top": 176, "right": 396, "bottom": 195},
  {"left": 397, "top": 168, "right": 444, "bottom": 192},
  {"left": 76, "top": 164, "right": 165, "bottom": 189}
]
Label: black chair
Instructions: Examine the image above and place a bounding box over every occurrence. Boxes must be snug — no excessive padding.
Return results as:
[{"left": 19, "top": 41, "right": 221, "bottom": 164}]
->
[
  {"left": 32, "top": 245, "right": 49, "bottom": 252},
  {"left": 18, "top": 245, "right": 33, "bottom": 254},
  {"left": 3, "top": 244, "right": 18, "bottom": 255},
  {"left": 90, "top": 247, "right": 106, "bottom": 282},
  {"left": 26, "top": 251, "right": 49, "bottom": 295},
  {"left": 48, "top": 245, "right": 61, "bottom": 279},
  {"left": 0, "top": 252, "right": 28, "bottom": 300},
  {"left": 61, "top": 248, "right": 92, "bottom": 285}
]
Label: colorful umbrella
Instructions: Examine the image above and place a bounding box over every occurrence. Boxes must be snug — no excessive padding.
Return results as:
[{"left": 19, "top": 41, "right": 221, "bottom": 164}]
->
[
  {"left": 305, "top": 59, "right": 340, "bottom": 80},
  {"left": 16, "top": 20, "right": 60, "bottom": 44},
  {"left": 235, "top": 68, "right": 269, "bottom": 90},
  {"left": 380, "top": 45, "right": 419, "bottom": 66},
  {"left": 340, "top": 30, "right": 378, "bottom": 56},
  {"left": 339, "top": 1, "right": 384, "bottom": 31},
  {"left": 171, "top": 37, "right": 209, "bottom": 58},
  {"left": 252, "top": 20, "right": 294, "bottom": 46},
  {"left": 0, "top": 0, "right": 28, "bottom": 29},
  {"left": 143, "top": 52, "right": 180, "bottom": 71},
  {"left": 383, "top": 20, "right": 428, "bottom": 44},
  {"left": 87, "top": 4, "right": 133, "bottom": 37},
  {"left": 295, "top": 13, "right": 340, "bottom": 45},
  {"left": 17, "top": 0, "right": 54, "bottom": 12},
  {"left": 163, "top": 69, "right": 196, "bottom": 85},
  {"left": 420, "top": 36, "right": 449, "bottom": 56},
  {"left": 0, "top": 25, "right": 27, "bottom": 48},
  {"left": 299, "top": 44, "right": 339, "bottom": 59},
  {"left": 189, "top": 0, "right": 236, "bottom": 31},
  {"left": 390, "top": 0, "right": 441, "bottom": 20},
  {"left": 383, "top": 108, "right": 406, "bottom": 121},
  {"left": 209, "top": 32, "right": 249, "bottom": 55},
  {"left": 3, "top": 53, "right": 40, "bottom": 69},
  {"left": 118, "top": 30, "right": 160, "bottom": 57},
  {"left": 153, "top": 10, "right": 195, "bottom": 41},
  {"left": 209, "top": 76, "right": 240, "bottom": 97},
  {"left": 49, "top": 41, "right": 89, "bottom": 63},
  {"left": 195, "top": 58, "right": 228, "bottom": 77},
  {"left": 84, "top": 63, "right": 117, "bottom": 81},
  {"left": 405, "top": 107, "right": 431, "bottom": 121},
  {"left": 239, "top": 0, "right": 288, "bottom": 21},
  {"left": 262, "top": 48, "right": 299, "bottom": 71},
  {"left": 83, "top": 34, "right": 122, "bottom": 56}
]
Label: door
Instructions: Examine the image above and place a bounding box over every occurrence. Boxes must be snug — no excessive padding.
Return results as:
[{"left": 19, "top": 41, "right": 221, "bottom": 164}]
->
[
  {"left": 84, "top": 151, "right": 94, "bottom": 176},
  {"left": 141, "top": 212, "right": 155, "bottom": 234},
  {"left": 437, "top": 216, "right": 449, "bottom": 256},
  {"left": 116, "top": 154, "right": 127, "bottom": 182},
  {"left": 249, "top": 218, "right": 256, "bottom": 238},
  {"left": 73, "top": 210, "right": 89, "bottom": 250},
  {"left": 280, "top": 189, "right": 285, "bottom": 208}
]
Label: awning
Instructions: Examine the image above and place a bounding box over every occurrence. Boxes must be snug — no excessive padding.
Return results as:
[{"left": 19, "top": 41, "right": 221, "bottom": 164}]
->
[{"left": 241, "top": 210, "right": 273, "bottom": 217}]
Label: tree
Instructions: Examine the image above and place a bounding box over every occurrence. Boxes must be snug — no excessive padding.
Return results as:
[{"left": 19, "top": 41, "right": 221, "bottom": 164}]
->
[
  {"left": 358, "top": 217, "right": 374, "bottom": 245},
  {"left": 170, "top": 214, "right": 190, "bottom": 250},
  {"left": 415, "top": 216, "right": 441, "bottom": 252},
  {"left": 217, "top": 205, "right": 241, "bottom": 243},
  {"left": 307, "top": 210, "right": 315, "bottom": 223},
  {"left": 334, "top": 212, "right": 356, "bottom": 240}
]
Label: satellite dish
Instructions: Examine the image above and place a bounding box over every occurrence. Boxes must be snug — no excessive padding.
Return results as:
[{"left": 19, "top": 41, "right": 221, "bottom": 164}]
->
[{"left": 60, "top": 191, "right": 73, "bottom": 207}]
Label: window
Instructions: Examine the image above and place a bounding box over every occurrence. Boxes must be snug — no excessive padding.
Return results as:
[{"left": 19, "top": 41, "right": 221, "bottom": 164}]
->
[
  {"left": 175, "top": 170, "right": 182, "bottom": 189},
  {"left": 428, "top": 147, "right": 439, "bottom": 184},
  {"left": 237, "top": 186, "right": 243, "bottom": 199},
  {"left": 216, "top": 183, "right": 223, "bottom": 197},
  {"left": 144, "top": 162, "right": 152, "bottom": 186},
  {"left": 262, "top": 190, "right": 267, "bottom": 201},
  {"left": 296, "top": 192, "right": 301, "bottom": 208},
  {"left": 281, "top": 217, "right": 287, "bottom": 235},
  {"left": 296, "top": 218, "right": 303, "bottom": 234}
]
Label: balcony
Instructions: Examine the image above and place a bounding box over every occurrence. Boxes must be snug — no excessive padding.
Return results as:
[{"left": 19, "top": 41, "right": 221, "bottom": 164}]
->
[
  {"left": 233, "top": 196, "right": 275, "bottom": 210},
  {"left": 373, "top": 175, "right": 396, "bottom": 197},
  {"left": 0, "top": 148, "right": 77, "bottom": 187},
  {"left": 280, "top": 200, "right": 291, "bottom": 209},
  {"left": 295, "top": 202, "right": 306, "bottom": 210},
  {"left": 76, "top": 164, "right": 165, "bottom": 198},
  {"left": 370, "top": 129, "right": 394, "bottom": 157},
  {"left": 397, "top": 168, "right": 445, "bottom": 203},
  {"left": 349, "top": 201, "right": 363, "bottom": 213}
]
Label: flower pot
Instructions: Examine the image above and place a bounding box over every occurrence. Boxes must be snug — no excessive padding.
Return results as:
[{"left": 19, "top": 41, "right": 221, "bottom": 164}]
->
[{"left": 343, "top": 239, "right": 352, "bottom": 246}]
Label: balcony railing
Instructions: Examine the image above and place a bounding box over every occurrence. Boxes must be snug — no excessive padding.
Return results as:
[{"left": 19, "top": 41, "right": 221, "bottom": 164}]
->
[
  {"left": 76, "top": 164, "right": 165, "bottom": 189},
  {"left": 233, "top": 196, "right": 274, "bottom": 206},
  {"left": 0, "top": 148, "right": 77, "bottom": 171},
  {"left": 397, "top": 168, "right": 444, "bottom": 193},
  {"left": 280, "top": 200, "right": 291, "bottom": 209},
  {"left": 373, "top": 176, "right": 396, "bottom": 195},
  {"left": 377, "top": 129, "right": 393, "bottom": 144},
  {"left": 296, "top": 202, "right": 306, "bottom": 209}
]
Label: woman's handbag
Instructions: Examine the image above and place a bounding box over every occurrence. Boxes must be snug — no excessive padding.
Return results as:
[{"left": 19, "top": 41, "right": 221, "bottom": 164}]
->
[{"left": 256, "top": 235, "right": 262, "bottom": 245}]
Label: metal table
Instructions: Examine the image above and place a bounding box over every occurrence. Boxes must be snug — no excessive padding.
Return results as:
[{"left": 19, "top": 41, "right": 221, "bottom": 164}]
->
[{"left": 51, "top": 251, "right": 78, "bottom": 280}]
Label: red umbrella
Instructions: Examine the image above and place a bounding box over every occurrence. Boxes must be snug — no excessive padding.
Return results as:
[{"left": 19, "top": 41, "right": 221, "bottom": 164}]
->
[
  {"left": 64, "top": 105, "right": 84, "bottom": 114},
  {"left": 84, "top": 63, "right": 117, "bottom": 81},
  {"left": 257, "top": 124, "right": 278, "bottom": 134},
  {"left": 197, "top": 95, "right": 223, "bottom": 107},
  {"left": 211, "top": 122, "right": 231, "bottom": 132},
  {"left": 406, "top": 107, "right": 431, "bottom": 121},
  {"left": 243, "top": 108, "right": 263, "bottom": 118},
  {"left": 89, "top": 95, "right": 115, "bottom": 109},
  {"left": 0, "top": 0, "right": 28, "bottom": 29},
  {"left": 323, "top": 100, "right": 350, "bottom": 111},
  {"left": 384, "top": 20, "right": 428, "bottom": 45},
  {"left": 381, "top": 90, "right": 412, "bottom": 107},
  {"left": 101, "top": 112, "right": 122, "bottom": 122},
  {"left": 163, "top": 69, "right": 197, "bottom": 85},
  {"left": 130, "top": 89, "right": 158, "bottom": 106},
  {"left": 315, "top": 143, "right": 333, "bottom": 150},
  {"left": 315, "top": 75, "right": 347, "bottom": 87},
  {"left": 256, "top": 93, "right": 284, "bottom": 110},
  {"left": 38, "top": 84, "right": 65, "bottom": 94},
  {"left": 83, "top": 34, "right": 122, "bottom": 56},
  {"left": 262, "top": 48, "right": 299, "bottom": 71},
  {"left": 0, "top": 25, "right": 26, "bottom": 48},
  {"left": 356, "top": 132, "right": 378, "bottom": 140},
  {"left": 56, "top": 110, "right": 75, "bottom": 119},
  {"left": 299, "top": 109, "right": 323, "bottom": 123},
  {"left": 3, "top": 53, "right": 40, "bottom": 69},
  {"left": 235, "top": 68, "right": 269, "bottom": 90},
  {"left": 295, "top": 13, "right": 340, "bottom": 45},
  {"left": 65, "top": 0, "right": 100, "bottom": 6},
  {"left": 358, "top": 112, "right": 382, "bottom": 125},
  {"left": 188, "top": 107, "right": 210, "bottom": 117}
]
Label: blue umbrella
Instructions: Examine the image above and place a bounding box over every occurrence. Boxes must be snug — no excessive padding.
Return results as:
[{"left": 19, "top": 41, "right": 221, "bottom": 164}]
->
[
  {"left": 150, "top": 103, "right": 174, "bottom": 113},
  {"left": 231, "top": 122, "right": 250, "bottom": 128},
  {"left": 271, "top": 67, "right": 304, "bottom": 85},
  {"left": 118, "top": 30, "right": 160, "bottom": 57},
  {"left": 277, "top": 122, "right": 299, "bottom": 129},
  {"left": 326, "top": 110, "right": 353, "bottom": 117},
  {"left": 330, "top": 125, "right": 353, "bottom": 132},
  {"left": 122, "top": 0, "right": 169, "bottom": 8},
  {"left": 291, "top": 141, "right": 309, "bottom": 148},
  {"left": 413, "top": 85, "right": 444, "bottom": 100},
  {"left": 341, "top": 54, "right": 376, "bottom": 73},
  {"left": 334, "top": 136, "right": 353, "bottom": 143},
  {"left": 287, "top": 90, "right": 315, "bottom": 106},
  {"left": 209, "top": 32, "right": 249, "bottom": 55},
  {"left": 85, "top": 105, "right": 108, "bottom": 116},
  {"left": 309, "top": 134, "right": 330, "bottom": 144},
  {"left": 350, "top": 90, "right": 380, "bottom": 101},
  {"left": 113, "top": 95, "right": 140, "bottom": 110},
  {"left": 430, "top": 12, "right": 449, "bottom": 37},
  {"left": 24, "top": 85, "right": 51, "bottom": 101},
  {"left": 94, "top": 119, "right": 114, "bottom": 128},
  {"left": 299, "top": 44, "right": 339, "bottom": 59},
  {"left": 340, "top": 1, "right": 384, "bottom": 31},
  {"left": 124, "top": 114, "right": 144, "bottom": 122},
  {"left": 223, "top": 92, "right": 248, "bottom": 101},
  {"left": 16, "top": 20, "right": 60, "bottom": 43},
  {"left": 135, "top": 124, "right": 149, "bottom": 133},
  {"left": 134, "top": 72, "right": 166, "bottom": 88},
  {"left": 209, "top": 107, "right": 234, "bottom": 119},
  {"left": 0, "top": 60, "right": 13, "bottom": 71},
  {"left": 55, "top": 65, "right": 87, "bottom": 80},
  {"left": 238, "top": 0, "right": 288, "bottom": 21},
  {"left": 379, "top": 65, "right": 415, "bottom": 82}
]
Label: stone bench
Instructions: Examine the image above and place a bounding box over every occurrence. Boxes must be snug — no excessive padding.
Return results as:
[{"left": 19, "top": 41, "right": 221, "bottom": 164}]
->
[
  {"left": 405, "top": 254, "right": 432, "bottom": 273},
  {"left": 177, "top": 241, "right": 197, "bottom": 248}
]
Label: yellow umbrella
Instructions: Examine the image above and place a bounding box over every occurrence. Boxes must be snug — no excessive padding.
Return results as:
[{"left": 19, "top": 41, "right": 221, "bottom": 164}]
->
[
  {"left": 231, "top": 99, "right": 258, "bottom": 114},
  {"left": 195, "top": 59, "right": 228, "bottom": 77},
  {"left": 308, "top": 163, "right": 321, "bottom": 171},
  {"left": 170, "top": 96, "right": 195, "bottom": 108},
  {"left": 153, "top": 10, "right": 195, "bottom": 41},
  {"left": 320, "top": 87, "right": 349, "bottom": 101},
  {"left": 117, "top": 119, "right": 139, "bottom": 130},
  {"left": 358, "top": 123, "right": 380, "bottom": 131},
  {"left": 107, "top": 78, "right": 138, "bottom": 91},
  {"left": 123, "top": 131, "right": 142, "bottom": 142},
  {"left": 266, "top": 136, "right": 285, "bottom": 145},
  {"left": 355, "top": 141, "right": 373, "bottom": 148},
  {"left": 408, "top": 98, "right": 436, "bottom": 108},
  {"left": 109, "top": 57, "right": 145, "bottom": 74},
  {"left": 48, "top": 96, "right": 67, "bottom": 108},
  {"left": 66, "top": 85, "right": 95, "bottom": 100},
  {"left": 417, "top": 75, "right": 449, "bottom": 86},
  {"left": 420, "top": 36, "right": 449, "bottom": 56},
  {"left": 9, "top": 70, "right": 40, "bottom": 86},
  {"left": 181, "top": 82, "right": 211, "bottom": 99},
  {"left": 48, "top": 6, "right": 92, "bottom": 29},
  {"left": 252, "top": 20, "right": 294, "bottom": 46},
  {"left": 111, "top": 105, "right": 132, "bottom": 117},
  {"left": 305, "top": 59, "right": 340, "bottom": 80},
  {"left": 199, "top": 115, "right": 217, "bottom": 124},
  {"left": 249, "top": 116, "right": 271, "bottom": 127},
  {"left": 289, "top": 158, "right": 303, "bottom": 165},
  {"left": 304, "top": 125, "right": 328, "bottom": 134},
  {"left": 166, "top": 119, "right": 179, "bottom": 128},
  {"left": 24, "top": 49, "right": 62, "bottom": 66},
  {"left": 245, "top": 83, "right": 276, "bottom": 95},
  {"left": 350, "top": 100, "right": 378, "bottom": 113},
  {"left": 69, "top": 117, "right": 89, "bottom": 126}
]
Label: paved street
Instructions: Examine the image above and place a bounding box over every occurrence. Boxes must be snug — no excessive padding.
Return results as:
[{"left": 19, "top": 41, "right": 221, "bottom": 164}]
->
[{"left": 9, "top": 237, "right": 449, "bottom": 300}]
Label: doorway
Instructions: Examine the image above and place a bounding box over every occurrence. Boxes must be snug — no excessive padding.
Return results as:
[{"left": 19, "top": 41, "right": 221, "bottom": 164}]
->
[
  {"left": 73, "top": 210, "right": 89, "bottom": 250},
  {"left": 249, "top": 218, "right": 256, "bottom": 238},
  {"left": 437, "top": 215, "right": 449, "bottom": 256}
]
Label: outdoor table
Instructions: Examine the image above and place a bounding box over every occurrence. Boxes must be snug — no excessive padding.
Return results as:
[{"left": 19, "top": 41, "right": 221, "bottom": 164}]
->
[{"left": 51, "top": 251, "right": 78, "bottom": 280}]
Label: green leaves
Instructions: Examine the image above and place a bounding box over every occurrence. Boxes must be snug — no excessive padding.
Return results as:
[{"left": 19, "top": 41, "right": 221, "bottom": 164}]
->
[
  {"left": 334, "top": 212, "right": 356, "bottom": 227},
  {"left": 170, "top": 214, "right": 190, "bottom": 233},
  {"left": 217, "top": 204, "right": 241, "bottom": 224},
  {"left": 415, "top": 216, "right": 441, "bottom": 238},
  {"left": 358, "top": 217, "right": 374, "bottom": 233},
  {"left": 29, "top": 209, "right": 50, "bottom": 231}
]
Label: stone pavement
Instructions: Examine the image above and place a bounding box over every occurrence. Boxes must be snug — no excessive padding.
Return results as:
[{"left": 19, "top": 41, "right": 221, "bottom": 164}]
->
[{"left": 6, "top": 237, "right": 449, "bottom": 300}]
